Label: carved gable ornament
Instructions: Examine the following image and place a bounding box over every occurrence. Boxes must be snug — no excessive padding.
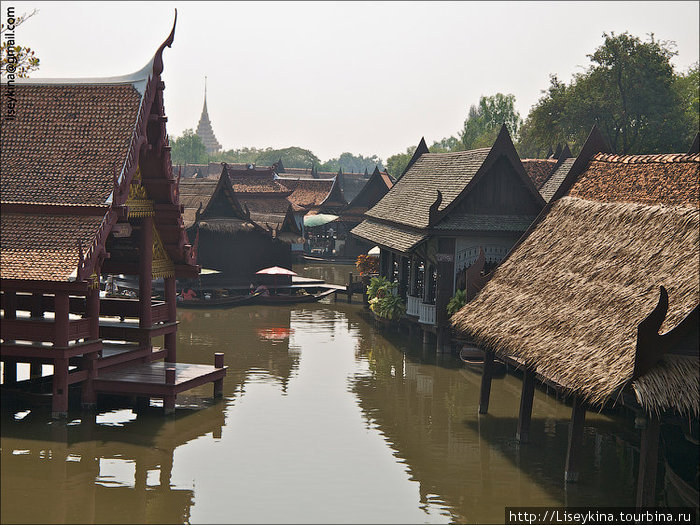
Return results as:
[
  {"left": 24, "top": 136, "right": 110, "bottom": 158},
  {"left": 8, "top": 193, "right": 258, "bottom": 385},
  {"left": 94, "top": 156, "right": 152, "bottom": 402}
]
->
[{"left": 126, "top": 168, "right": 155, "bottom": 218}]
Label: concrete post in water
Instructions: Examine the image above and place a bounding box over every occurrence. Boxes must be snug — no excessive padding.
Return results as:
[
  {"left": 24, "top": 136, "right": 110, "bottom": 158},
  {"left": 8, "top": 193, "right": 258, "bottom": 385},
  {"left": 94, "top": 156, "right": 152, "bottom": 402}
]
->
[
  {"left": 164, "top": 366, "right": 176, "bottom": 415},
  {"left": 214, "top": 352, "right": 224, "bottom": 398},
  {"left": 516, "top": 368, "right": 536, "bottom": 443},
  {"left": 479, "top": 350, "right": 494, "bottom": 414},
  {"left": 564, "top": 396, "right": 587, "bottom": 482},
  {"left": 635, "top": 414, "right": 660, "bottom": 507}
]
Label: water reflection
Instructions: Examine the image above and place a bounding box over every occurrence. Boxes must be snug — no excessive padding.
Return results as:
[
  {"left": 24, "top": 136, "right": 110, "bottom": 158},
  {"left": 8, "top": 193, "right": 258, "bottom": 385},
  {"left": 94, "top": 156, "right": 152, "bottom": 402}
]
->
[{"left": 2, "top": 292, "right": 642, "bottom": 524}]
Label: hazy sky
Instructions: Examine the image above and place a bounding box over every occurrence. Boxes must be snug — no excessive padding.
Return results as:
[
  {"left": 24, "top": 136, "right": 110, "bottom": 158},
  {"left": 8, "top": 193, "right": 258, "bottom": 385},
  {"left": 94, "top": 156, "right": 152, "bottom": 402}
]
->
[{"left": 5, "top": 1, "right": 699, "bottom": 161}]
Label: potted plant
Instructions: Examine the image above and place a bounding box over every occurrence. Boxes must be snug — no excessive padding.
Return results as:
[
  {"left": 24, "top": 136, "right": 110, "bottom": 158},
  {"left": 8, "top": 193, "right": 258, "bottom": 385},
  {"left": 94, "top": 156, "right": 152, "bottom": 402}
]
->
[{"left": 367, "top": 276, "right": 406, "bottom": 327}]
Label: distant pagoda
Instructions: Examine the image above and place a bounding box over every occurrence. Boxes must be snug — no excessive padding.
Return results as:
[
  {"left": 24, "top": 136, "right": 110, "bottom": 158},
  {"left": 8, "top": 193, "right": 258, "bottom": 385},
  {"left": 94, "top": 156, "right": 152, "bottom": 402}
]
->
[{"left": 196, "top": 77, "right": 221, "bottom": 155}]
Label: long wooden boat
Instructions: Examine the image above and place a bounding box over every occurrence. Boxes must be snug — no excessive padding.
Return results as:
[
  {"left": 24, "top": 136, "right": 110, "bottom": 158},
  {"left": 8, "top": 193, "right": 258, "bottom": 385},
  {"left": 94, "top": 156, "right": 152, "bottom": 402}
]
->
[
  {"left": 255, "top": 289, "right": 336, "bottom": 305},
  {"left": 460, "top": 346, "right": 507, "bottom": 377},
  {"left": 177, "top": 293, "right": 258, "bottom": 309}
]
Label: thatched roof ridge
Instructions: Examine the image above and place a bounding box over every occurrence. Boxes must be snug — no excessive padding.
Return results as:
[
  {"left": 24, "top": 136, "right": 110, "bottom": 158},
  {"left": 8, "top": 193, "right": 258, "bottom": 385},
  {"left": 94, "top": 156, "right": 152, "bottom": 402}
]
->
[{"left": 451, "top": 196, "right": 699, "bottom": 415}]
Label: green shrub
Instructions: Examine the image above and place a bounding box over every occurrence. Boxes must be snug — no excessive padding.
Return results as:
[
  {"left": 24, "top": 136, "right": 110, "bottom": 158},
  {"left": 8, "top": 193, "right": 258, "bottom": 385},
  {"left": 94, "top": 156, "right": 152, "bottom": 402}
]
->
[
  {"left": 367, "top": 276, "right": 405, "bottom": 320},
  {"left": 446, "top": 289, "right": 467, "bottom": 316}
]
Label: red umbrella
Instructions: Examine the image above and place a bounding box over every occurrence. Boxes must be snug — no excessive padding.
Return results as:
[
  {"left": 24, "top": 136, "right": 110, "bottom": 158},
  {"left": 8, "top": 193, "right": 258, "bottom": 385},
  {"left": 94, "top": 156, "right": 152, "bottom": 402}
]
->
[{"left": 255, "top": 266, "right": 297, "bottom": 293}]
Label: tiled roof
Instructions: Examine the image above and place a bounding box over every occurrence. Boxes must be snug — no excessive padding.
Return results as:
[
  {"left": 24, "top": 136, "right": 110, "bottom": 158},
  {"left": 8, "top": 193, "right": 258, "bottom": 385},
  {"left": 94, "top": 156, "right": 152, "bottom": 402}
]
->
[
  {"left": 1, "top": 213, "right": 104, "bottom": 281},
  {"left": 178, "top": 180, "right": 218, "bottom": 227},
  {"left": 279, "top": 178, "right": 334, "bottom": 208},
  {"left": 0, "top": 84, "right": 142, "bottom": 205},
  {"left": 521, "top": 159, "right": 558, "bottom": 189},
  {"left": 351, "top": 219, "right": 427, "bottom": 253},
  {"left": 539, "top": 158, "right": 576, "bottom": 203},
  {"left": 365, "top": 149, "right": 491, "bottom": 228},
  {"left": 568, "top": 153, "right": 699, "bottom": 207},
  {"left": 239, "top": 196, "right": 292, "bottom": 230},
  {"left": 434, "top": 214, "right": 537, "bottom": 232},
  {"left": 230, "top": 174, "right": 289, "bottom": 195}
]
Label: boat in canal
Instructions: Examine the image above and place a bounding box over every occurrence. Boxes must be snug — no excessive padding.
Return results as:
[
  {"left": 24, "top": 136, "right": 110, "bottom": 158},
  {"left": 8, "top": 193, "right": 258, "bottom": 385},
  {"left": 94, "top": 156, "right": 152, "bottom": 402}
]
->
[
  {"left": 177, "top": 293, "right": 260, "bottom": 309},
  {"left": 254, "top": 288, "right": 337, "bottom": 305}
]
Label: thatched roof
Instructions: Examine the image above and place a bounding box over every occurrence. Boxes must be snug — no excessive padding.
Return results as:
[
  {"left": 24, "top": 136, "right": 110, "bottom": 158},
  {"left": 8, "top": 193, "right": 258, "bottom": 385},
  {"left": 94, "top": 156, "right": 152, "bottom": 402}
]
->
[{"left": 451, "top": 196, "right": 699, "bottom": 416}]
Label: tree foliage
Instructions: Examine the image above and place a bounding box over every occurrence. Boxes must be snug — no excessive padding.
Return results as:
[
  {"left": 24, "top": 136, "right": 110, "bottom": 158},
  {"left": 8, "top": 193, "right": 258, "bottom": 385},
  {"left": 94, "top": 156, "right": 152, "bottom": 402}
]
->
[
  {"left": 170, "top": 129, "right": 208, "bottom": 165},
  {"left": 519, "top": 32, "right": 693, "bottom": 156},
  {"left": 460, "top": 93, "right": 522, "bottom": 150},
  {"left": 386, "top": 146, "right": 415, "bottom": 178},
  {"left": 318, "top": 152, "right": 384, "bottom": 173},
  {"left": 1, "top": 9, "right": 40, "bottom": 79},
  {"left": 255, "top": 147, "right": 320, "bottom": 169}
]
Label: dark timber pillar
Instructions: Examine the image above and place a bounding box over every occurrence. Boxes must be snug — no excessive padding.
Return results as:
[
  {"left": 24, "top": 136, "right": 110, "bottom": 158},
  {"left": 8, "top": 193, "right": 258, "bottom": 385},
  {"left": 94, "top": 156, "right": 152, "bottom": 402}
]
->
[
  {"left": 516, "top": 368, "right": 536, "bottom": 443},
  {"left": 30, "top": 295, "right": 43, "bottom": 377},
  {"left": 564, "top": 396, "right": 587, "bottom": 482},
  {"left": 82, "top": 282, "right": 100, "bottom": 409},
  {"left": 408, "top": 257, "right": 418, "bottom": 297},
  {"left": 3, "top": 291, "right": 18, "bottom": 384},
  {"left": 397, "top": 257, "right": 409, "bottom": 299},
  {"left": 636, "top": 415, "right": 660, "bottom": 507},
  {"left": 479, "top": 350, "right": 495, "bottom": 414},
  {"left": 435, "top": 238, "right": 455, "bottom": 354},
  {"left": 139, "top": 217, "right": 154, "bottom": 330},
  {"left": 53, "top": 293, "right": 70, "bottom": 419},
  {"left": 164, "top": 366, "right": 176, "bottom": 415},
  {"left": 164, "top": 275, "right": 177, "bottom": 362}
]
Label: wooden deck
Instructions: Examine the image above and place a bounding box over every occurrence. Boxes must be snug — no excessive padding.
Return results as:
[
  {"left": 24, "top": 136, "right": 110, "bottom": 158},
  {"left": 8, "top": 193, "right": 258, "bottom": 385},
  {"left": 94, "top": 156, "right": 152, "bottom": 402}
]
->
[{"left": 93, "top": 360, "right": 227, "bottom": 414}]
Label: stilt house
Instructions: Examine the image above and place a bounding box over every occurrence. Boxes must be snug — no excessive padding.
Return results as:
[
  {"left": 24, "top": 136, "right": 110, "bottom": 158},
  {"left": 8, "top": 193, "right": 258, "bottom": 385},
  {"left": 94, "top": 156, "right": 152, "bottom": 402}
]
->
[
  {"left": 351, "top": 125, "right": 546, "bottom": 348},
  {"left": 0, "top": 15, "right": 226, "bottom": 418},
  {"left": 451, "top": 127, "right": 699, "bottom": 504}
]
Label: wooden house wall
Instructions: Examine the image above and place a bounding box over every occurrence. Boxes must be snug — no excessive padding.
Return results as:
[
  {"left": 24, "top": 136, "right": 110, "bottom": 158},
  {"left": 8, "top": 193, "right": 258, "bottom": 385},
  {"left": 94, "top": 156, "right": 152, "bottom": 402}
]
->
[
  {"left": 453, "top": 157, "right": 542, "bottom": 216},
  {"left": 194, "top": 229, "right": 292, "bottom": 283}
]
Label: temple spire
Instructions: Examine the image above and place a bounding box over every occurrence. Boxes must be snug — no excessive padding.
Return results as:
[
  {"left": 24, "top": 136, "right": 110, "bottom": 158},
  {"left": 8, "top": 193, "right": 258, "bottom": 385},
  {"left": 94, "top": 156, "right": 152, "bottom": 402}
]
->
[{"left": 196, "top": 76, "right": 221, "bottom": 155}]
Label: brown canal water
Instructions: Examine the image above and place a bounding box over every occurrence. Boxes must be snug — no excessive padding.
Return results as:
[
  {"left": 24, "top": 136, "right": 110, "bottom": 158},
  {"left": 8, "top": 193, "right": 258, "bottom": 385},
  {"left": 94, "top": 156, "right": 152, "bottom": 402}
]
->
[{"left": 1, "top": 264, "right": 640, "bottom": 524}]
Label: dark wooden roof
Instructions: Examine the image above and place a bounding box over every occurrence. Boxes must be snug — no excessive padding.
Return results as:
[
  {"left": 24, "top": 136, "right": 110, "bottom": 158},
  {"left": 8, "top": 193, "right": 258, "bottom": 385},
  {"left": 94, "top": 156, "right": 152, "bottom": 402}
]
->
[
  {"left": 341, "top": 167, "right": 394, "bottom": 221},
  {"left": 539, "top": 158, "right": 576, "bottom": 203},
  {"left": 351, "top": 219, "right": 427, "bottom": 252}
]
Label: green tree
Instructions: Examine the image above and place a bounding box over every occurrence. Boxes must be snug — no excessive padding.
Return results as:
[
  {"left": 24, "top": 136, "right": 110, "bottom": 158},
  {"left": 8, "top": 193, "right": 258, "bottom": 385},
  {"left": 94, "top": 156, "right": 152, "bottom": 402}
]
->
[
  {"left": 519, "top": 32, "right": 691, "bottom": 155},
  {"left": 674, "top": 63, "right": 699, "bottom": 148},
  {"left": 318, "top": 152, "right": 384, "bottom": 173},
  {"left": 1, "top": 9, "right": 40, "bottom": 79},
  {"left": 210, "top": 146, "right": 271, "bottom": 164},
  {"left": 255, "top": 146, "right": 320, "bottom": 169},
  {"left": 386, "top": 146, "right": 415, "bottom": 178},
  {"left": 429, "top": 135, "right": 464, "bottom": 153},
  {"left": 170, "top": 129, "right": 208, "bottom": 165},
  {"left": 460, "top": 93, "right": 522, "bottom": 150}
]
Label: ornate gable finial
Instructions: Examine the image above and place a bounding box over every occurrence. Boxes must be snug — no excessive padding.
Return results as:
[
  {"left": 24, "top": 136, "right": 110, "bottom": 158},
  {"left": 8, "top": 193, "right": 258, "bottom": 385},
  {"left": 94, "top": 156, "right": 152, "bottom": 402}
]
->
[
  {"left": 428, "top": 190, "right": 443, "bottom": 224},
  {"left": 153, "top": 9, "right": 177, "bottom": 77}
]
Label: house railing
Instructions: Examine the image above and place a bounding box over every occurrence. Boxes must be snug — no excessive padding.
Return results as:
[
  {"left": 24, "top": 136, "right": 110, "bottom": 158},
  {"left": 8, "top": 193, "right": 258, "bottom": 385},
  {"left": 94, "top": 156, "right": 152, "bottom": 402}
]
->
[
  {"left": 418, "top": 302, "right": 436, "bottom": 325},
  {"left": 406, "top": 295, "right": 421, "bottom": 317}
]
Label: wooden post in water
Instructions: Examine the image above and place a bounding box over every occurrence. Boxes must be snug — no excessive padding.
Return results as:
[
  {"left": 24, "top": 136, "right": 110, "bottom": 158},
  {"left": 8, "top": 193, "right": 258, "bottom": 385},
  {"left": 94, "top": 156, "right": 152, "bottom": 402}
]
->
[
  {"left": 139, "top": 217, "right": 153, "bottom": 330},
  {"left": 564, "top": 396, "right": 587, "bottom": 482},
  {"left": 347, "top": 272, "right": 353, "bottom": 304},
  {"left": 164, "top": 275, "right": 177, "bottom": 362},
  {"left": 516, "top": 368, "right": 536, "bottom": 443},
  {"left": 164, "top": 367, "right": 176, "bottom": 415},
  {"left": 30, "top": 295, "right": 44, "bottom": 376},
  {"left": 635, "top": 414, "right": 660, "bottom": 507},
  {"left": 479, "top": 350, "right": 494, "bottom": 414},
  {"left": 52, "top": 292, "right": 70, "bottom": 419},
  {"left": 214, "top": 353, "right": 224, "bottom": 398}
]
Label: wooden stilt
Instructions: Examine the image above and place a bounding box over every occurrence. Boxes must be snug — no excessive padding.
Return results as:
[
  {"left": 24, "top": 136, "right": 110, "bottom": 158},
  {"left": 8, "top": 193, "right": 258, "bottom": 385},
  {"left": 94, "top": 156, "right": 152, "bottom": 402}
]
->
[
  {"left": 52, "top": 357, "right": 69, "bottom": 419},
  {"left": 31, "top": 293, "right": 44, "bottom": 318},
  {"left": 347, "top": 273, "right": 353, "bottom": 304},
  {"left": 636, "top": 415, "right": 660, "bottom": 508},
  {"left": 516, "top": 368, "right": 536, "bottom": 443},
  {"left": 82, "top": 283, "right": 100, "bottom": 409},
  {"left": 164, "top": 366, "right": 176, "bottom": 415},
  {"left": 164, "top": 276, "right": 177, "bottom": 362},
  {"left": 564, "top": 396, "right": 587, "bottom": 482},
  {"left": 214, "top": 353, "right": 224, "bottom": 398},
  {"left": 4, "top": 359, "right": 18, "bottom": 384},
  {"left": 30, "top": 361, "right": 42, "bottom": 379},
  {"left": 139, "top": 217, "right": 153, "bottom": 330},
  {"left": 479, "top": 351, "right": 494, "bottom": 414}
]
